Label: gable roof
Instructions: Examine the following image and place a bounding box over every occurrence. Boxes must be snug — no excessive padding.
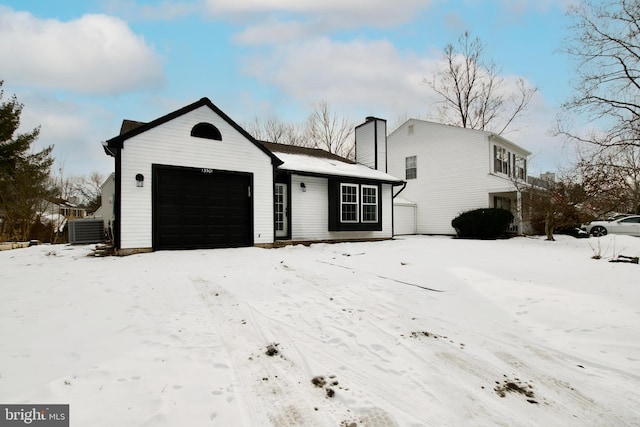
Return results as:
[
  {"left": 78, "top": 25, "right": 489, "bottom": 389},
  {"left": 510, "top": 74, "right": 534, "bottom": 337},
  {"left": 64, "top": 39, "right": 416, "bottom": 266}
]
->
[
  {"left": 102, "top": 97, "right": 403, "bottom": 184},
  {"left": 390, "top": 118, "right": 532, "bottom": 156},
  {"left": 103, "top": 97, "right": 282, "bottom": 165}
]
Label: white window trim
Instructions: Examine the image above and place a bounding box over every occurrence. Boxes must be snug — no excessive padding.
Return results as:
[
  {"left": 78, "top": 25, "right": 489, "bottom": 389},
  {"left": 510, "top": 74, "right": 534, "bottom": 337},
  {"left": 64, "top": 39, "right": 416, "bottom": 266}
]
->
[
  {"left": 340, "top": 183, "right": 359, "bottom": 223},
  {"left": 361, "top": 184, "right": 378, "bottom": 223},
  {"left": 406, "top": 155, "right": 417, "bottom": 180}
]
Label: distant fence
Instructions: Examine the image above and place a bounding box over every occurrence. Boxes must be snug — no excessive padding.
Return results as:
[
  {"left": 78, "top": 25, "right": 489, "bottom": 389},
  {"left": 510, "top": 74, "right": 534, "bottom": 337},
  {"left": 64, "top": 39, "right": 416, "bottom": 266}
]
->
[{"left": 0, "top": 242, "right": 31, "bottom": 251}]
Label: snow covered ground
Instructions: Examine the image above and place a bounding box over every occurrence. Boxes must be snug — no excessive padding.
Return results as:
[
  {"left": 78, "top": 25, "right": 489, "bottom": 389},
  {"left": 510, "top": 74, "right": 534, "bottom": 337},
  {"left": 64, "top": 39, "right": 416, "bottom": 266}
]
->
[{"left": 1, "top": 235, "right": 639, "bottom": 426}]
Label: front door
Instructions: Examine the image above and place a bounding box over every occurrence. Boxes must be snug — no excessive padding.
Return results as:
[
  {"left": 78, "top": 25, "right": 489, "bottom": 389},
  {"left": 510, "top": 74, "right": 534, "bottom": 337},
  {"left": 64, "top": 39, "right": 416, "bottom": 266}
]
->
[{"left": 275, "top": 183, "right": 288, "bottom": 238}]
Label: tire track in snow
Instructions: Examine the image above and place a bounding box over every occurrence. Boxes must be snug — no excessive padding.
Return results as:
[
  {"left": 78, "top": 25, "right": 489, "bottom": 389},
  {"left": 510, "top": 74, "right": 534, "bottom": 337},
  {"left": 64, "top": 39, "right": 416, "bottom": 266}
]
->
[
  {"left": 248, "top": 265, "right": 449, "bottom": 426},
  {"left": 191, "top": 275, "right": 330, "bottom": 427}
]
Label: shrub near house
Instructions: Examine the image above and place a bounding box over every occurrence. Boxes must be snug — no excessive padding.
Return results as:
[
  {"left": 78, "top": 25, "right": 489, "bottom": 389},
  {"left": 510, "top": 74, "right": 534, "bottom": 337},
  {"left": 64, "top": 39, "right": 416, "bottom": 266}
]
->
[{"left": 452, "top": 208, "right": 514, "bottom": 239}]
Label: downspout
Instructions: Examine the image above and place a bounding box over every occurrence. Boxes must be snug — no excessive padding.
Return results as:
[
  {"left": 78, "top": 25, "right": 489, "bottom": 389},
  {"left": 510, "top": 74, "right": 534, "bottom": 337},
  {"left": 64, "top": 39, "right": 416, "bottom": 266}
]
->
[
  {"left": 102, "top": 142, "right": 120, "bottom": 249},
  {"left": 393, "top": 181, "right": 407, "bottom": 199}
]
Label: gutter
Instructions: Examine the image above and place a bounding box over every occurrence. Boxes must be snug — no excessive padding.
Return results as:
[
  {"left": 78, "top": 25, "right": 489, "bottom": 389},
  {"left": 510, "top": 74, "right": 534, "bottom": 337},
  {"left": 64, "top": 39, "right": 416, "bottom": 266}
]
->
[{"left": 393, "top": 181, "right": 407, "bottom": 199}]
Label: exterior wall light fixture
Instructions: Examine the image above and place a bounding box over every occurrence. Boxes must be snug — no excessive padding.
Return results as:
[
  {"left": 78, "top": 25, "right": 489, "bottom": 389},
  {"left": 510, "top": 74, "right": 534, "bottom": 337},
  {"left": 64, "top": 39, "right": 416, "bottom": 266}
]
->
[
  {"left": 300, "top": 182, "right": 306, "bottom": 192},
  {"left": 136, "top": 173, "right": 144, "bottom": 187}
]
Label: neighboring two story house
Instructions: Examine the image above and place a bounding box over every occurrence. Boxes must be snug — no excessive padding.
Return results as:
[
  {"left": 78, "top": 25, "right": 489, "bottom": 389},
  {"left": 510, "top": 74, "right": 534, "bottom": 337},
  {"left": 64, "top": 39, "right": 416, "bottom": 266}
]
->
[{"left": 355, "top": 118, "right": 531, "bottom": 236}]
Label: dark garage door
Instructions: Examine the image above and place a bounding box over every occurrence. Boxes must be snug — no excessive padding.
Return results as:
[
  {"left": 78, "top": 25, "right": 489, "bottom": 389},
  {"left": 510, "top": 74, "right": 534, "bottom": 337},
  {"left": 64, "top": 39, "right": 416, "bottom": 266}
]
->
[{"left": 153, "top": 166, "right": 253, "bottom": 250}]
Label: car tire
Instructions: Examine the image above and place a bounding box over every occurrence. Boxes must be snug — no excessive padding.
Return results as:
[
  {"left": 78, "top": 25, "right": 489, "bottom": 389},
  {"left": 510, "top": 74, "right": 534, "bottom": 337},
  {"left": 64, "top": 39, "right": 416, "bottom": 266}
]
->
[{"left": 591, "top": 226, "right": 608, "bottom": 237}]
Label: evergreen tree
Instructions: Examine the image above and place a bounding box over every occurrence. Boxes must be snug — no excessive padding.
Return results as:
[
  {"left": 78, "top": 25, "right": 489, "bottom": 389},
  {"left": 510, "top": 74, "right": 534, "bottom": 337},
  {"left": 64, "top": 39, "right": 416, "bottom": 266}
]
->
[{"left": 0, "top": 80, "right": 54, "bottom": 241}]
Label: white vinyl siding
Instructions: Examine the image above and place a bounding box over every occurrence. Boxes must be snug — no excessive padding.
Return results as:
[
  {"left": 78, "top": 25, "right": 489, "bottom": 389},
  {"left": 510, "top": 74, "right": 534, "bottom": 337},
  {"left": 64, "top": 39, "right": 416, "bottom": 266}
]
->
[
  {"left": 354, "top": 117, "right": 387, "bottom": 172},
  {"left": 289, "top": 175, "right": 393, "bottom": 242},
  {"left": 355, "top": 122, "right": 375, "bottom": 169},
  {"left": 118, "top": 105, "right": 274, "bottom": 250},
  {"left": 376, "top": 119, "right": 387, "bottom": 172}
]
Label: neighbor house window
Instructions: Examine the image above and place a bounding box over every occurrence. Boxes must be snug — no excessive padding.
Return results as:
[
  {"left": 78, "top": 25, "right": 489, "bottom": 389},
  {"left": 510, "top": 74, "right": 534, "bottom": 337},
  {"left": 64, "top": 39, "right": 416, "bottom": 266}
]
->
[
  {"left": 494, "top": 146, "right": 508, "bottom": 175},
  {"left": 494, "top": 196, "right": 511, "bottom": 211},
  {"left": 340, "top": 183, "right": 359, "bottom": 223},
  {"left": 406, "top": 156, "right": 417, "bottom": 180},
  {"left": 361, "top": 185, "right": 378, "bottom": 223},
  {"left": 515, "top": 156, "right": 527, "bottom": 180},
  {"left": 494, "top": 145, "right": 527, "bottom": 179}
]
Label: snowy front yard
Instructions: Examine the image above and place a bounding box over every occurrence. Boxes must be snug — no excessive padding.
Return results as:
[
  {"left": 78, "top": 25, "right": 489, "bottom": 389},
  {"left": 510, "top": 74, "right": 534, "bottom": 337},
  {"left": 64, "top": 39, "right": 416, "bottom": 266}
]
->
[{"left": 1, "top": 235, "right": 639, "bottom": 426}]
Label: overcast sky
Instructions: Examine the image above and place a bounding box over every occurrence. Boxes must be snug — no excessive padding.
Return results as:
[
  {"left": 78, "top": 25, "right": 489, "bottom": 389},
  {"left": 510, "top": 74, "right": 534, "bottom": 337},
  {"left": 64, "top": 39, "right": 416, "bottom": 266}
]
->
[{"left": 1, "top": 0, "right": 579, "bottom": 178}]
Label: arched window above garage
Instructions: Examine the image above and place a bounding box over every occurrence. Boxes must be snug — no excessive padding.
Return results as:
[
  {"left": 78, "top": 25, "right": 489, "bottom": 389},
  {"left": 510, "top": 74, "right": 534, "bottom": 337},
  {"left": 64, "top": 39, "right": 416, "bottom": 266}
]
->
[{"left": 191, "top": 122, "right": 222, "bottom": 140}]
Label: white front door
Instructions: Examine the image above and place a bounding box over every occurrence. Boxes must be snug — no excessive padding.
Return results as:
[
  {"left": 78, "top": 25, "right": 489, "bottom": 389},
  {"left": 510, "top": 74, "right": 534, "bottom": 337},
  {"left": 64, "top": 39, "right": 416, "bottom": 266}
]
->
[{"left": 275, "top": 183, "right": 288, "bottom": 238}]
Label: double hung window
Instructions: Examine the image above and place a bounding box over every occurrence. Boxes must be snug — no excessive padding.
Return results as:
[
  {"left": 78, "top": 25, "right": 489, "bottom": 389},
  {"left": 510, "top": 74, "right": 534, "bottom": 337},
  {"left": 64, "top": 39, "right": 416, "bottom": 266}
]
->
[
  {"left": 494, "top": 145, "right": 527, "bottom": 180},
  {"left": 405, "top": 156, "right": 417, "bottom": 180},
  {"left": 331, "top": 181, "right": 381, "bottom": 231},
  {"left": 340, "top": 184, "right": 359, "bottom": 223}
]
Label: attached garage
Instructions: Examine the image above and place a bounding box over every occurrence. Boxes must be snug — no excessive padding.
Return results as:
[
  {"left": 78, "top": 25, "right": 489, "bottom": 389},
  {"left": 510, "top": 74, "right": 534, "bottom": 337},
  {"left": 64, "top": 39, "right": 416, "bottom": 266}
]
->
[
  {"left": 104, "top": 98, "right": 279, "bottom": 253},
  {"left": 153, "top": 165, "right": 253, "bottom": 250}
]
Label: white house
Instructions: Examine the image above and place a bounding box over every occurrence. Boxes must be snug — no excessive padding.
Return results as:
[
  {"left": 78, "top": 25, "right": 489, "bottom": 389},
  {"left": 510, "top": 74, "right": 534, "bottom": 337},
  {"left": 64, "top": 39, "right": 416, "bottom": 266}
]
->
[
  {"left": 102, "top": 98, "right": 403, "bottom": 254},
  {"left": 40, "top": 197, "right": 87, "bottom": 233},
  {"left": 356, "top": 118, "right": 531, "bottom": 236}
]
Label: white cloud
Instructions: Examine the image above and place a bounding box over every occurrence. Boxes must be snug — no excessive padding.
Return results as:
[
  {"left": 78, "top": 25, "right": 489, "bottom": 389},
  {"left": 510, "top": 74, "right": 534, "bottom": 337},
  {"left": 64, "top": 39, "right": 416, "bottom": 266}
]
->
[
  {"left": 208, "top": 0, "right": 436, "bottom": 44},
  {"left": 242, "top": 38, "right": 438, "bottom": 118},
  {"left": 7, "top": 88, "right": 116, "bottom": 176},
  {"left": 0, "top": 7, "right": 163, "bottom": 95},
  {"left": 233, "top": 19, "right": 314, "bottom": 45},
  {"left": 102, "top": 0, "right": 198, "bottom": 21},
  {"left": 207, "top": 0, "right": 429, "bottom": 17}
]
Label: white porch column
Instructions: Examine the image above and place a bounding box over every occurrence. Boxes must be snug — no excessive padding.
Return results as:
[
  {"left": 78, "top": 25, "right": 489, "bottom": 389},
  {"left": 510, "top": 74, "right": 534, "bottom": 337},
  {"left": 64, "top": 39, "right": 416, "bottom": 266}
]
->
[{"left": 516, "top": 189, "right": 523, "bottom": 235}]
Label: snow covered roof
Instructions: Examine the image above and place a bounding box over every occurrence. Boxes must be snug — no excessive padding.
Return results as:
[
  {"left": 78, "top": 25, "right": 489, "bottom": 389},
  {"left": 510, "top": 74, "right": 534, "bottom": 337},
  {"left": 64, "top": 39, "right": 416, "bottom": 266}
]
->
[{"left": 260, "top": 141, "right": 404, "bottom": 184}]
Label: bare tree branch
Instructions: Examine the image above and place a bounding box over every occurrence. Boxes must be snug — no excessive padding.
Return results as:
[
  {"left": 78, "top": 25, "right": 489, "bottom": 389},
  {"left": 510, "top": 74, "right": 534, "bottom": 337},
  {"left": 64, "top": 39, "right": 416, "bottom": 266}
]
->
[
  {"left": 424, "top": 31, "right": 537, "bottom": 135},
  {"left": 304, "top": 101, "right": 355, "bottom": 160}
]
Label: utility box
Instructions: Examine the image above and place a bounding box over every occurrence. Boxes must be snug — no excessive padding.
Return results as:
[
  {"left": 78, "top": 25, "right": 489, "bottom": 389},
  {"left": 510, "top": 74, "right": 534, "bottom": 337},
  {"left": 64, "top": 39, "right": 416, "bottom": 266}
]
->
[{"left": 68, "top": 219, "right": 105, "bottom": 244}]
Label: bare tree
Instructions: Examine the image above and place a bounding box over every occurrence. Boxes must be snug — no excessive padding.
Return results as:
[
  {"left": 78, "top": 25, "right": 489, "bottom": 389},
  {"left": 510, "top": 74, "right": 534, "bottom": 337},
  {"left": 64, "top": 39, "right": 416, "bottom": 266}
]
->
[
  {"left": 244, "top": 115, "right": 304, "bottom": 146},
  {"left": 425, "top": 31, "right": 537, "bottom": 135},
  {"left": 304, "top": 100, "right": 355, "bottom": 159},
  {"left": 558, "top": 0, "right": 640, "bottom": 150},
  {"left": 556, "top": 0, "right": 640, "bottom": 218},
  {"left": 575, "top": 146, "right": 640, "bottom": 214},
  {"left": 50, "top": 171, "right": 105, "bottom": 214},
  {"left": 522, "top": 174, "right": 593, "bottom": 241},
  {"left": 75, "top": 172, "right": 105, "bottom": 213}
]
